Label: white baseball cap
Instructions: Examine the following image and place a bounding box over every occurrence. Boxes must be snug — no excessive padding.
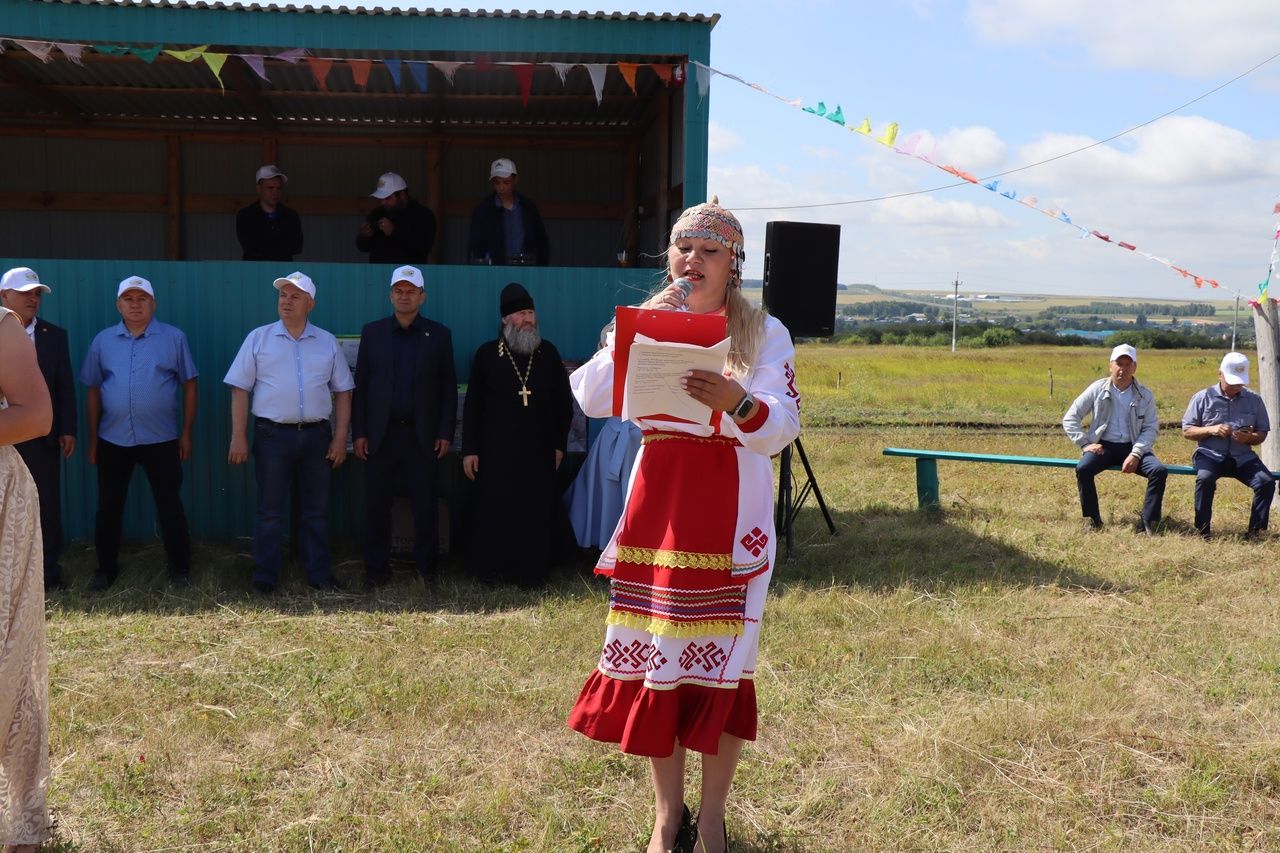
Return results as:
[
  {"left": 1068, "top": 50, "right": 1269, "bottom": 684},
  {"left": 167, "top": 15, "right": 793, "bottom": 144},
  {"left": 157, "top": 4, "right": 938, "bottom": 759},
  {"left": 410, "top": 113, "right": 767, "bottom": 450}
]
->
[
  {"left": 390, "top": 265, "right": 424, "bottom": 289},
  {"left": 1220, "top": 352, "right": 1250, "bottom": 385},
  {"left": 489, "top": 158, "right": 517, "bottom": 179},
  {"left": 255, "top": 164, "right": 287, "bottom": 183},
  {"left": 371, "top": 172, "right": 408, "bottom": 199},
  {"left": 1, "top": 267, "right": 50, "bottom": 294},
  {"left": 273, "top": 271, "right": 316, "bottom": 299},
  {"left": 1109, "top": 344, "right": 1137, "bottom": 364},
  {"left": 116, "top": 276, "right": 154, "bottom": 298}
]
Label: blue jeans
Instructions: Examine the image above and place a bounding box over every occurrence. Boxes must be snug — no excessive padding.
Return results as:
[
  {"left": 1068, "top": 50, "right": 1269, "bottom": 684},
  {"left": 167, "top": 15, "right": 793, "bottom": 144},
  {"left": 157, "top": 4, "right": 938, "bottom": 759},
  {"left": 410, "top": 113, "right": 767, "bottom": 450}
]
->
[
  {"left": 252, "top": 419, "right": 333, "bottom": 585},
  {"left": 1193, "top": 451, "right": 1275, "bottom": 534},
  {"left": 1075, "top": 441, "right": 1167, "bottom": 526}
]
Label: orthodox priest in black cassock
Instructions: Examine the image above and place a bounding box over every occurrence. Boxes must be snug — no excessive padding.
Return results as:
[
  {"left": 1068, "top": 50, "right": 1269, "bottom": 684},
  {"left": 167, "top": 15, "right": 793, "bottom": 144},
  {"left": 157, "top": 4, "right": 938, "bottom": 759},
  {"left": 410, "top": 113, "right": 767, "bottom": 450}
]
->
[{"left": 461, "top": 282, "right": 574, "bottom": 586}]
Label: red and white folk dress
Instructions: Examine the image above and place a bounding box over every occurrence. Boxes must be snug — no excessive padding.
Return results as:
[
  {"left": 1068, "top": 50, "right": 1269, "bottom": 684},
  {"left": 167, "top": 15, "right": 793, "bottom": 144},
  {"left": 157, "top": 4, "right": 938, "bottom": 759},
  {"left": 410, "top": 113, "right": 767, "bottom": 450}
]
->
[{"left": 567, "top": 315, "right": 801, "bottom": 756}]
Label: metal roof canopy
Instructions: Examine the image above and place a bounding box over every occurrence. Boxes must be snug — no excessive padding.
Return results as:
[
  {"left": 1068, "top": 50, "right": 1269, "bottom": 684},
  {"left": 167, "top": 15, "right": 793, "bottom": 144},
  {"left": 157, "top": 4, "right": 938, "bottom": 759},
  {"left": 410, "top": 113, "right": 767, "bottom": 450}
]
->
[{"left": 0, "top": 2, "right": 716, "bottom": 131}]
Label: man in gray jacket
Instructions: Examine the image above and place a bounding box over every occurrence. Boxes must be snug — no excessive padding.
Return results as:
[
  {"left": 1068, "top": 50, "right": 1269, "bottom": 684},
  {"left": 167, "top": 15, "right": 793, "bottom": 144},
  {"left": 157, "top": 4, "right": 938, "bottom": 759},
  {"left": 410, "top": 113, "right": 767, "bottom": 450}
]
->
[{"left": 1062, "top": 343, "right": 1167, "bottom": 533}]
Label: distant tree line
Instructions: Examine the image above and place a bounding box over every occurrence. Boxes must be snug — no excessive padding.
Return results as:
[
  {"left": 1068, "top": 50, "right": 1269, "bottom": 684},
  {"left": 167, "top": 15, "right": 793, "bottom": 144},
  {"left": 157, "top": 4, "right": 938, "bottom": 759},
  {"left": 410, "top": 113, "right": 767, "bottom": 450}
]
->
[
  {"left": 1042, "top": 301, "right": 1217, "bottom": 317},
  {"left": 837, "top": 322, "right": 1226, "bottom": 349},
  {"left": 841, "top": 300, "right": 940, "bottom": 318}
]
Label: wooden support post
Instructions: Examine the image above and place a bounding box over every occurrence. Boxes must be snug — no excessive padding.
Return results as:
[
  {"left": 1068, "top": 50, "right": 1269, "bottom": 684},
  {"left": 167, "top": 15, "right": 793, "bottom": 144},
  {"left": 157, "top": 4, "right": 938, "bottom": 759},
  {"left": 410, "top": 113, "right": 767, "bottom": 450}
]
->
[
  {"left": 915, "top": 458, "right": 941, "bottom": 512},
  {"left": 1252, "top": 298, "right": 1280, "bottom": 470},
  {"left": 622, "top": 138, "right": 639, "bottom": 266},
  {"left": 426, "top": 139, "right": 443, "bottom": 264},
  {"left": 165, "top": 135, "right": 183, "bottom": 260},
  {"left": 655, "top": 86, "right": 671, "bottom": 247},
  {"left": 263, "top": 136, "right": 278, "bottom": 166}
]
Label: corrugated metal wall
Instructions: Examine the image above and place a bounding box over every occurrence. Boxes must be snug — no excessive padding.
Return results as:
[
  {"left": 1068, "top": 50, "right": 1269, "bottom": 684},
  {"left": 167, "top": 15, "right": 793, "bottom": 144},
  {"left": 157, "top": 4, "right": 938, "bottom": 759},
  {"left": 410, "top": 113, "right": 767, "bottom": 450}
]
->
[{"left": 0, "top": 257, "right": 653, "bottom": 543}]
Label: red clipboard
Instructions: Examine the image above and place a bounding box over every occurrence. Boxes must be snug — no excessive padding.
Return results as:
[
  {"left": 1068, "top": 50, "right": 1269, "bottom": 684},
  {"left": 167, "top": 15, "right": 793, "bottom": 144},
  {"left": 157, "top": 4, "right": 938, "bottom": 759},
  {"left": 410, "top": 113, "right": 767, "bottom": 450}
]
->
[{"left": 612, "top": 306, "right": 728, "bottom": 422}]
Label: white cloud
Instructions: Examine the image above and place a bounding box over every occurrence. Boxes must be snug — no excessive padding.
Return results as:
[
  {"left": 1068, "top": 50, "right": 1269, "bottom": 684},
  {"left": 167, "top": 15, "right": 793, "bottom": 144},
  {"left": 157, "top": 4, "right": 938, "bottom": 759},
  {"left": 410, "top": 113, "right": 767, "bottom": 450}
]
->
[
  {"left": 707, "top": 121, "right": 743, "bottom": 156},
  {"left": 967, "top": 0, "right": 1280, "bottom": 77},
  {"left": 873, "top": 193, "right": 1014, "bottom": 229}
]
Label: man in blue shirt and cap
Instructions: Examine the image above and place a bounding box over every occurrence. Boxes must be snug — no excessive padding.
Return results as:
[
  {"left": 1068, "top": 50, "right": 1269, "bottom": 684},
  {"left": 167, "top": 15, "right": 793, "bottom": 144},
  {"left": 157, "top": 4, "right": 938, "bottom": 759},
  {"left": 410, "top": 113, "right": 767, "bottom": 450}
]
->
[{"left": 1182, "top": 351, "right": 1275, "bottom": 538}]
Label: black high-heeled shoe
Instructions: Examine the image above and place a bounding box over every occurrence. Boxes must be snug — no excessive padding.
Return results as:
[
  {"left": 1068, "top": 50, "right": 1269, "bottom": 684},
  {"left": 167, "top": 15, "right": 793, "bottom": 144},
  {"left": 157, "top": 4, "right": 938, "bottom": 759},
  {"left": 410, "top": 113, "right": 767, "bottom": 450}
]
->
[{"left": 671, "top": 803, "right": 698, "bottom": 853}]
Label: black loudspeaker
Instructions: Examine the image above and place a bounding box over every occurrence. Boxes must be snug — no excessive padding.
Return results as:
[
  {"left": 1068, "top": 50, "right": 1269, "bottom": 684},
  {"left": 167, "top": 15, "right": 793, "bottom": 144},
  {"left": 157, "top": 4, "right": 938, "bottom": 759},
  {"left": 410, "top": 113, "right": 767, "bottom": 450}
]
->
[{"left": 762, "top": 221, "right": 841, "bottom": 338}]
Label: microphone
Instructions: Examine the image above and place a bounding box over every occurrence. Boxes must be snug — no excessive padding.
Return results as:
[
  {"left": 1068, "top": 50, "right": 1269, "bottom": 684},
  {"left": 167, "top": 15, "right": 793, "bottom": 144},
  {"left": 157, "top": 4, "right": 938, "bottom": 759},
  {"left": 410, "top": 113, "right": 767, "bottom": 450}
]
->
[{"left": 672, "top": 277, "right": 693, "bottom": 311}]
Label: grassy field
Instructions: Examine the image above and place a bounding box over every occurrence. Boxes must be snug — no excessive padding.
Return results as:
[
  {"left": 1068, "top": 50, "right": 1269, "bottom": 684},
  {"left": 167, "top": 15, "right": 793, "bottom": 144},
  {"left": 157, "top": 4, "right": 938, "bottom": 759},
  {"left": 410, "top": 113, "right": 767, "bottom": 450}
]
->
[{"left": 36, "top": 345, "right": 1280, "bottom": 851}]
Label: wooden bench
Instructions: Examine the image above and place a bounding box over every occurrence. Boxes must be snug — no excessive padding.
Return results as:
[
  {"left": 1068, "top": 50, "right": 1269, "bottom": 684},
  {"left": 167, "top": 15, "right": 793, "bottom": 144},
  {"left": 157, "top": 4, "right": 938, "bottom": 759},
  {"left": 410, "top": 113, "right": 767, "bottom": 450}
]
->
[{"left": 882, "top": 447, "right": 1199, "bottom": 511}]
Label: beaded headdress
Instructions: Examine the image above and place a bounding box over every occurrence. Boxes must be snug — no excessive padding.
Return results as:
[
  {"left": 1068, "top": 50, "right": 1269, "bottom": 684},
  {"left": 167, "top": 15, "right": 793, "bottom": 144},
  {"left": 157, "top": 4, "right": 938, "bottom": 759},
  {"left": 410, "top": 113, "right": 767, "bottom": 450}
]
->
[{"left": 669, "top": 196, "right": 745, "bottom": 287}]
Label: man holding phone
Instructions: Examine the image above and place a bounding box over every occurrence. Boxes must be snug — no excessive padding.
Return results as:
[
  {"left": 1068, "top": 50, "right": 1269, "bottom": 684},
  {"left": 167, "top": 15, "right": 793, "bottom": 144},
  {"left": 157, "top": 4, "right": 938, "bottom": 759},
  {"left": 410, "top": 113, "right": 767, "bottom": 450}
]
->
[{"left": 1182, "top": 352, "right": 1275, "bottom": 538}]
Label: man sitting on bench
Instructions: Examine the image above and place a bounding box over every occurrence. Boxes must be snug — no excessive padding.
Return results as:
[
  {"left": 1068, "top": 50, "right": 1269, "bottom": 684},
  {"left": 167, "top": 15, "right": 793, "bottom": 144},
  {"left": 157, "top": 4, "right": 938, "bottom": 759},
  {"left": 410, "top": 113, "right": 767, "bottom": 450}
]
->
[{"left": 1062, "top": 343, "right": 1167, "bottom": 534}]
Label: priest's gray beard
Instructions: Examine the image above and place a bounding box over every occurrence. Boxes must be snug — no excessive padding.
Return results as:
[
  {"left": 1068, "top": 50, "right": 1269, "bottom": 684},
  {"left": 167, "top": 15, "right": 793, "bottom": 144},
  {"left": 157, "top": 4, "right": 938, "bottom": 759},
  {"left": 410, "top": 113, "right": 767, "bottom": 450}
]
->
[{"left": 503, "top": 319, "right": 541, "bottom": 355}]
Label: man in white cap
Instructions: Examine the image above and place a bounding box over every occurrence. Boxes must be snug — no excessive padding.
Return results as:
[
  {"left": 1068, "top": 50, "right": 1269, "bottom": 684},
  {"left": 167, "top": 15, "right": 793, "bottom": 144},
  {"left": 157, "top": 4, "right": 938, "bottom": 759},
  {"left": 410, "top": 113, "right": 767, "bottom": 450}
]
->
[
  {"left": 1063, "top": 343, "right": 1167, "bottom": 533},
  {"left": 356, "top": 171, "right": 437, "bottom": 264},
  {"left": 224, "top": 271, "right": 355, "bottom": 593},
  {"left": 1, "top": 267, "right": 76, "bottom": 590},
  {"left": 352, "top": 265, "right": 457, "bottom": 590},
  {"left": 80, "top": 276, "right": 198, "bottom": 590},
  {"left": 467, "top": 157, "right": 550, "bottom": 266},
  {"left": 1182, "top": 352, "right": 1275, "bottom": 538},
  {"left": 236, "top": 165, "right": 304, "bottom": 262}
]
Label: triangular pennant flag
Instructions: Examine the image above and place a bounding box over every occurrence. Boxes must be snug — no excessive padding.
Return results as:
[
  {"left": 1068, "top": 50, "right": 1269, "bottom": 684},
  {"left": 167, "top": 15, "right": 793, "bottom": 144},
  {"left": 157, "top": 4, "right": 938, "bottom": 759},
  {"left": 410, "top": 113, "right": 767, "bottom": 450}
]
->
[
  {"left": 55, "top": 43, "right": 85, "bottom": 65},
  {"left": 1001, "top": 190, "right": 1017, "bottom": 200},
  {"left": 430, "top": 61, "right": 463, "bottom": 84},
  {"left": 15, "top": 41, "right": 55, "bottom": 62},
  {"left": 512, "top": 63, "right": 534, "bottom": 106},
  {"left": 1043, "top": 207, "right": 1059, "bottom": 218},
  {"left": 826, "top": 105, "right": 845, "bottom": 125},
  {"left": 203, "top": 52, "right": 228, "bottom": 90},
  {"left": 852, "top": 117, "right": 871, "bottom": 135},
  {"left": 877, "top": 122, "right": 899, "bottom": 146},
  {"left": 130, "top": 46, "right": 162, "bottom": 64},
  {"left": 1118, "top": 241, "right": 1136, "bottom": 251},
  {"left": 942, "top": 165, "right": 964, "bottom": 178},
  {"left": 164, "top": 45, "right": 209, "bottom": 63},
  {"left": 895, "top": 132, "right": 923, "bottom": 156},
  {"left": 786, "top": 98, "right": 803, "bottom": 108},
  {"left": 93, "top": 45, "right": 128, "bottom": 55},
  {"left": 982, "top": 180, "right": 1000, "bottom": 192},
  {"left": 803, "top": 101, "right": 827, "bottom": 116},
  {"left": 238, "top": 54, "right": 269, "bottom": 82},
  {"left": 549, "top": 62, "right": 574, "bottom": 84},
  {"left": 693, "top": 62, "right": 710, "bottom": 100},
  {"left": 585, "top": 63, "right": 607, "bottom": 105},
  {"left": 1193, "top": 276, "right": 1204, "bottom": 288},
  {"left": 1020, "top": 195, "right": 1039, "bottom": 207},
  {"left": 1273, "top": 202, "right": 1280, "bottom": 214},
  {"left": 1208, "top": 280, "right": 1220, "bottom": 288},
  {"left": 617, "top": 61, "right": 640, "bottom": 95},
  {"left": 1092, "top": 230, "right": 1111, "bottom": 242},
  {"left": 274, "top": 48, "right": 306, "bottom": 64},
  {"left": 1172, "top": 267, "right": 1190, "bottom": 277},
  {"left": 306, "top": 57, "right": 333, "bottom": 92},
  {"left": 1058, "top": 210, "right": 1072, "bottom": 224},
  {"left": 384, "top": 59, "right": 403, "bottom": 90},
  {"left": 650, "top": 63, "right": 673, "bottom": 86},
  {"left": 407, "top": 61, "right": 428, "bottom": 92},
  {"left": 349, "top": 59, "right": 372, "bottom": 89}
]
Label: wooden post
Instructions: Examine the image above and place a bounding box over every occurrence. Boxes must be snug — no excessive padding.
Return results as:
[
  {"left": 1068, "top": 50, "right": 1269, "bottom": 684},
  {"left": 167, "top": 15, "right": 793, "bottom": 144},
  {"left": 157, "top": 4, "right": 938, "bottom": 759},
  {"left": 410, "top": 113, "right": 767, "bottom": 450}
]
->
[
  {"left": 426, "top": 139, "right": 443, "bottom": 264},
  {"left": 262, "top": 136, "right": 278, "bottom": 166},
  {"left": 165, "top": 135, "right": 183, "bottom": 260},
  {"left": 621, "top": 138, "right": 639, "bottom": 266},
  {"left": 1252, "top": 298, "right": 1280, "bottom": 470},
  {"left": 655, "top": 86, "right": 671, "bottom": 247}
]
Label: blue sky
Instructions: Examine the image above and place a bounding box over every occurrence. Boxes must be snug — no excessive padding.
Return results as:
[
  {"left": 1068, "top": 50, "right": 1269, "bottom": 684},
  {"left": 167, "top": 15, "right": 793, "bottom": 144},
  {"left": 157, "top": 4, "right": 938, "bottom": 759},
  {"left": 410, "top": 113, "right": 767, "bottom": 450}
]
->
[{"left": 373, "top": 2, "right": 1280, "bottom": 300}]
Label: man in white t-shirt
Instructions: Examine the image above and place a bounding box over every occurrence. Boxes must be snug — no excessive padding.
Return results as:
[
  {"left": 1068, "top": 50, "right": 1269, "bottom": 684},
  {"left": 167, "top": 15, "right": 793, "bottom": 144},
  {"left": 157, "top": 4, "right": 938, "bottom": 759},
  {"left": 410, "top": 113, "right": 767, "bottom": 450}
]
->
[{"left": 1062, "top": 343, "right": 1167, "bottom": 533}]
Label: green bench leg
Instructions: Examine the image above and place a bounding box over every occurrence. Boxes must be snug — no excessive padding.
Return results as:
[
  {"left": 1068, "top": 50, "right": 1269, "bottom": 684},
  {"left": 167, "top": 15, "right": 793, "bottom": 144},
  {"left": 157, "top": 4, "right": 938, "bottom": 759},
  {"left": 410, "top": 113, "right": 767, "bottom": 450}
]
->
[{"left": 915, "top": 458, "right": 941, "bottom": 511}]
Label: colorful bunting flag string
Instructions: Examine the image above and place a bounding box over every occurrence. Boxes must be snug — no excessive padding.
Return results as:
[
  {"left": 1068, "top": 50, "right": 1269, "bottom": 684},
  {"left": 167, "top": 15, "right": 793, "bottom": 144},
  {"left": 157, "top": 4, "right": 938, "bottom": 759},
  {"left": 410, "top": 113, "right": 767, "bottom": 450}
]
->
[{"left": 689, "top": 60, "right": 1230, "bottom": 296}]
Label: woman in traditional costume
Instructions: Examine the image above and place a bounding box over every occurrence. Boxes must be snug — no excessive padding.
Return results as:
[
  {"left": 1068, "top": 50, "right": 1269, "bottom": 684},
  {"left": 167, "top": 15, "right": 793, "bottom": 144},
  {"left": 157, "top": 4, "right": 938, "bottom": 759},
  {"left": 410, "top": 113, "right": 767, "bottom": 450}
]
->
[
  {"left": 0, "top": 299, "right": 54, "bottom": 853},
  {"left": 567, "top": 201, "right": 800, "bottom": 853}
]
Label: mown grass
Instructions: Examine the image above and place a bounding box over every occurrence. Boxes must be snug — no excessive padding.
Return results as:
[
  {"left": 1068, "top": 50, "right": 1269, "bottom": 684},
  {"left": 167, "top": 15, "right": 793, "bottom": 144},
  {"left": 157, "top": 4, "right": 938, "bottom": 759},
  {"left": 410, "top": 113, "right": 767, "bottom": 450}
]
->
[{"left": 38, "top": 344, "right": 1280, "bottom": 851}]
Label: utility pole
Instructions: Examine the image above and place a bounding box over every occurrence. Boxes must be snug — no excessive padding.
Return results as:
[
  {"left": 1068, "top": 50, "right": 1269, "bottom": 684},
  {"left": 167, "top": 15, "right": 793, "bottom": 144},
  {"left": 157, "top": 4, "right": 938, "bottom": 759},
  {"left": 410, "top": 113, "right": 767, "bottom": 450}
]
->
[{"left": 951, "top": 273, "right": 961, "bottom": 352}]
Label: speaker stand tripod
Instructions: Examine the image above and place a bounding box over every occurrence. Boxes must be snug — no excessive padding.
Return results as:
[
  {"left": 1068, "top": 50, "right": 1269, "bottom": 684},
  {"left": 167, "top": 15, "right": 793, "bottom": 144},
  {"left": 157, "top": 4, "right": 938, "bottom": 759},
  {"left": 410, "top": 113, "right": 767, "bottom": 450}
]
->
[{"left": 775, "top": 436, "right": 836, "bottom": 557}]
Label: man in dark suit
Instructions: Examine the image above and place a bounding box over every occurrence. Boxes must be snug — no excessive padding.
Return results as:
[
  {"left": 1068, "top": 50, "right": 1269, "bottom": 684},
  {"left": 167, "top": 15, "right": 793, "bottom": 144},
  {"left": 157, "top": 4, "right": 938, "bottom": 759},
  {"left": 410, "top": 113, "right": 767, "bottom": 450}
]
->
[
  {"left": 1, "top": 267, "right": 77, "bottom": 591},
  {"left": 352, "top": 265, "right": 457, "bottom": 589}
]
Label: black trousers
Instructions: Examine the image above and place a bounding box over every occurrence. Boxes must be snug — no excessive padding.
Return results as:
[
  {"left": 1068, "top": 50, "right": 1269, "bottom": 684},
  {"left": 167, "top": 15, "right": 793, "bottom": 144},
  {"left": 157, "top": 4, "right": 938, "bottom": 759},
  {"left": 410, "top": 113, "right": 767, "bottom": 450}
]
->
[
  {"left": 95, "top": 439, "right": 191, "bottom": 579},
  {"left": 364, "top": 422, "right": 440, "bottom": 581},
  {"left": 14, "top": 438, "right": 62, "bottom": 581},
  {"left": 1075, "top": 441, "right": 1167, "bottom": 526}
]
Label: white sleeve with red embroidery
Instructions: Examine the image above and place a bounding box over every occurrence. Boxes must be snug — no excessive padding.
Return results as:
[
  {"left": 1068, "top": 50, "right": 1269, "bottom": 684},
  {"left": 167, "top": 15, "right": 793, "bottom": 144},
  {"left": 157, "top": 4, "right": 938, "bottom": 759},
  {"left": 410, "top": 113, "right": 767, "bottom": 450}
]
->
[
  {"left": 569, "top": 329, "right": 617, "bottom": 419},
  {"left": 733, "top": 316, "right": 801, "bottom": 457}
]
